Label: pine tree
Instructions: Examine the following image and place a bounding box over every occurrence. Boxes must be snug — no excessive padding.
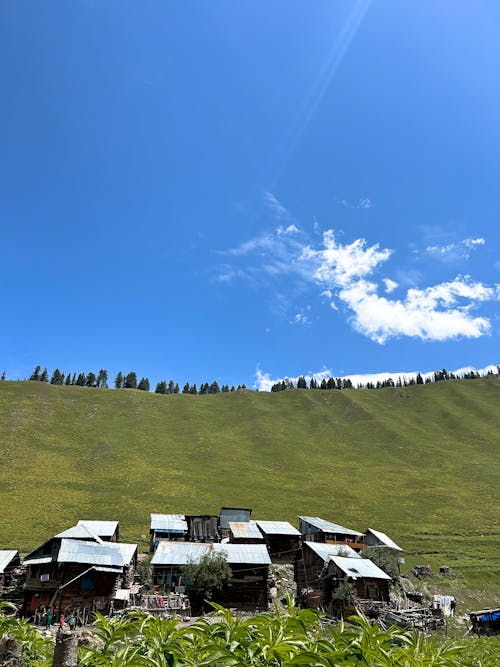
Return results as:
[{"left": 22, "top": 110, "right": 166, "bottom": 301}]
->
[
  {"left": 155, "top": 380, "right": 167, "bottom": 394},
  {"left": 209, "top": 380, "right": 220, "bottom": 394},
  {"left": 97, "top": 369, "right": 108, "bottom": 388},
  {"left": 50, "top": 369, "right": 63, "bottom": 385},
  {"left": 40, "top": 368, "right": 49, "bottom": 382},
  {"left": 230, "top": 385, "right": 235, "bottom": 392},
  {"left": 182, "top": 382, "right": 190, "bottom": 394},
  {"left": 114, "top": 372, "right": 124, "bottom": 389},
  {"left": 1, "top": 371, "right": 5, "bottom": 381},
  {"left": 124, "top": 372, "right": 137, "bottom": 389},
  {"left": 71, "top": 373, "right": 76, "bottom": 385},
  {"left": 75, "top": 373, "right": 86, "bottom": 386},
  {"left": 29, "top": 366, "right": 41, "bottom": 381},
  {"left": 221, "top": 384, "right": 229, "bottom": 392},
  {"left": 174, "top": 383, "right": 179, "bottom": 394},
  {"left": 167, "top": 380, "right": 175, "bottom": 395},
  {"left": 190, "top": 383, "right": 198, "bottom": 395},
  {"left": 65, "top": 374, "right": 72, "bottom": 386},
  {"left": 309, "top": 378, "right": 318, "bottom": 389},
  {"left": 297, "top": 376, "right": 307, "bottom": 389},
  {"left": 138, "top": 377, "right": 150, "bottom": 391}
]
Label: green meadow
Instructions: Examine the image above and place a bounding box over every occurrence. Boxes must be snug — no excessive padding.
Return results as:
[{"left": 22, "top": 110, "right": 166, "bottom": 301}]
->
[{"left": 0, "top": 377, "right": 498, "bottom": 609}]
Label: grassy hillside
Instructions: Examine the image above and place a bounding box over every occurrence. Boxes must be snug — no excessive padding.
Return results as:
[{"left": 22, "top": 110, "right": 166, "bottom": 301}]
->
[{"left": 0, "top": 378, "right": 498, "bottom": 609}]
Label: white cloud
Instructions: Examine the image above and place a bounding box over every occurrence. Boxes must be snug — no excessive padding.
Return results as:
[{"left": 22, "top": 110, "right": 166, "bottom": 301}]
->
[
  {"left": 277, "top": 224, "right": 299, "bottom": 235},
  {"left": 301, "top": 231, "right": 497, "bottom": 343},
  {"left": 292, "top": 312, "right": 310, "bottom": 326},
  {"left": 383, "top": 278, "right": 398, "bottom": 293},
  {"left": 218, "top": 224, "right": 498, "bottom": 344},
  {"left": 333, "top": 197, "right": 372, "bottom": 210}
]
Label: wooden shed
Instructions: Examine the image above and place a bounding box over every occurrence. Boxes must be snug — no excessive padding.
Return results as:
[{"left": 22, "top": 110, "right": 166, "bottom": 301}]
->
[{"left": 256, "top": 521, "right": 301, "bottom": 564}]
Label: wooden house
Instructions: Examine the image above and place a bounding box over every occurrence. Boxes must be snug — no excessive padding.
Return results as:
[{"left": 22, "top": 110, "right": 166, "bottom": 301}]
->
[
  {"left": 298, "top": 516, "right": 365, "bottom": 551},
  {"left": 219, "top": 507, "right": 252, "bottom": 538},
  {"left": 149, "top": 514, "right": 188, "bottom": 551},
  {"left": 327, "top": 555, "right": 391, "bottom": 604},
  {"left": 0, "top": 550, "right": 23, "bottom": 605},
  {"left": 151, "top": 542, "right": 271, "bottom": 611},
  {"left": 255, "top": 521, "right": 301, "bottom": 564},
  {"left": 295, "top": 541, "right": 362, "bottom": 604},
  {"left": 23, "top": 522, "right": 137, "bottom": 618}
]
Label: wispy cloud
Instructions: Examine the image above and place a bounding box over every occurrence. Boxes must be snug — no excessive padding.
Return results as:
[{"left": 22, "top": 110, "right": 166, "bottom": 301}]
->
[
  {"left": 334, "top": 196, "right": 372, "bottom": 210},
  {"left": 264, "top": 192, "right": 292, "bottom": 221},
  {"left": 422, "top": 236, "right": 486, "bottom": 263}
]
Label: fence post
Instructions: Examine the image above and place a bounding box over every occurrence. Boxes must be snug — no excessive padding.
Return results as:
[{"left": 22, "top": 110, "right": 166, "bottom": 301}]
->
[{"left": 52, "top": 628, "right": 78, "bottom": 667}]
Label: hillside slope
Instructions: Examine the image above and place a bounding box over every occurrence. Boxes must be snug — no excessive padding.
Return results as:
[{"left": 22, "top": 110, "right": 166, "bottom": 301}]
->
[{"left": 0, "top": 378, "right": 498, "bottom": 607}]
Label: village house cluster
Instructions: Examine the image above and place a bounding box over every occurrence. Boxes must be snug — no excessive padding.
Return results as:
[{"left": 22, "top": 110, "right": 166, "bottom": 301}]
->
[{"left": 0, "top": 509, "right": 404, "bottom": 622}]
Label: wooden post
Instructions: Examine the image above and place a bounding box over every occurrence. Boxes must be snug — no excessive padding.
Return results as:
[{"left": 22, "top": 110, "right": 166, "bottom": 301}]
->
[
  {"left": 52, "top": 628, "right": 78, "bottom": 667},
  {"left": 0, "top": 636, "right": 22, "bottom": 667}
]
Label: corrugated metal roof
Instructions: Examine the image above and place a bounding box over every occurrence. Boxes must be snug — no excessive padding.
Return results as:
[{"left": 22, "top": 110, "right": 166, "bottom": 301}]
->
[
  {"left": 57, "top": 539, "right": 124, "bottom": 568},
  {"left": 229, "top": 521, "right": 263, "bottom": 540},
  {"left": 220, "top": 507, "right": 252, "bottom": 528},
  {"left": 256, "top": 521, "right": 301, "bottom": 536},
  {"left": 299, "top": 516, "right": 363, "bottom": 537},
  {"left": 0, "top": 550, "right": 18, "bottom": 574},
  {"left": 366, "top": 528, "right": 403, "bottom": 552},
  {"left": 151, "top": 542, "right": 207, "bottom": 566},
  {"left": 56, "top": 524, "right": 103, "bottom": 542},
  {"left": 329, "top": 555, "right": 391, "bottom": 580},
  {"left": 304, "top": 541, "right": 361, "bottom": 562},
  {"left": 150, "top": 514, "right": 187, "bottom": 532},
  {"left": 214, "top": 543, "right": 271, "bottom": 565},
  {"left": 151, "top": 542, "right": 271, "bottom": 566},
  {"left": 77, "top": 520, "right": 119, "bottom": 537},
  {"left": 107, "top": 542, "right": 137, "bottom": 565},
  {"left": 23, "top": 556, "right": 53, "bottom": 565}
]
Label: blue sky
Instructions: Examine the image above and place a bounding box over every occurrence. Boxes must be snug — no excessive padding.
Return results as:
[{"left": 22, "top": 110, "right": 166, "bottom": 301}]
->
[{"left": 2, "top": 1, "right": 500, "bottom": 389}]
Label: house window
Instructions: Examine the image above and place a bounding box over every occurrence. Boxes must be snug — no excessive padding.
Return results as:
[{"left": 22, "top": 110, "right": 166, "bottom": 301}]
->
[{"left": 367, "top": 583, "right": 379, "bottom": 598}]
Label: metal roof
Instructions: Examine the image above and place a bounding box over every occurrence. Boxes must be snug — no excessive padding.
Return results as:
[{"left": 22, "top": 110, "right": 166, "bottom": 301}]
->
[
  {"left": 365, "top": 528, "right": 403, "bottom": 552},
  {"left": 77, "top": 520, "right": 119, "bottom": 537},
  {"left": 23, "top": 556, "right": 53, "bottom": 565},
  {"left": 214, "top": 543, "right": 271, "bottom": 565},
  {"left": 220, "top": 507, "right": 252, "bottom": 528},
  {"left": 107, "top": 542, "right": 137, "bottom": 565},
  {"left": 151, "top": 543, "right": 208, "bottom": 566},
  {"left": 299, "top": 516, "right": 363, "bottom": 537},
  {"left": 57, "top": 539, "right": 124, "bottom": 568},
  {"left": 256, "top": 521, "right": 301, "bottom": 536},
  {"left": 150, "top": 514, "right": 188, "bottom": 532},
  {"left": 0, "top": 550, "right": 18, "bottom": 574},
  {"left": 151, "top": 542, "right": 271, "bottom": 566},
  {"left": 329, "top": 556, "right": 391, "bottom": 580},
  {"left": 228, "top": 521, "right": 263, "bottom": 540},
  {"left": 56, "top": 524, "right": 103, "bottom": 542},
  {"left": 304, "top": 541, "right": 361, "bottom": 562}
]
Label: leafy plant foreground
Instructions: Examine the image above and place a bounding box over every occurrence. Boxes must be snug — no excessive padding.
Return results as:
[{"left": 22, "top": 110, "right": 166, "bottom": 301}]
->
[{"left": 2, "top": 602, "right": 500, "bottom": 666}]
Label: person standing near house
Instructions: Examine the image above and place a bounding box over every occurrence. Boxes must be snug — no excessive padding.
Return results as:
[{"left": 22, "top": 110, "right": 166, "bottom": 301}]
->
[
  {"left": 45, "top": 607, "right": 53, "bottom": 629},
  {"left": 59, "top": 613, "right": 65, "bottom": 630}
]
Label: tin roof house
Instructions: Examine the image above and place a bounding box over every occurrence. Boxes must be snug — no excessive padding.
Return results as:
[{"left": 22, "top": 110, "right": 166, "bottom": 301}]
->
[
  {"left": 23, "top": 521, "right": 136, "bottom": 617},
  {"left": 298, "top": 517, "right": 365, "bottom": 551},
  {"left": 151, "top": 541, "right": 271, "bottom": 612},
  {"left": 256, "top": 521, "right": 301, "bottom": 564}
]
